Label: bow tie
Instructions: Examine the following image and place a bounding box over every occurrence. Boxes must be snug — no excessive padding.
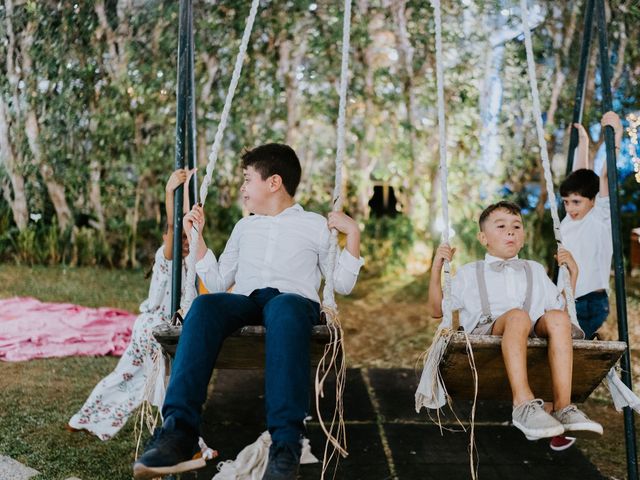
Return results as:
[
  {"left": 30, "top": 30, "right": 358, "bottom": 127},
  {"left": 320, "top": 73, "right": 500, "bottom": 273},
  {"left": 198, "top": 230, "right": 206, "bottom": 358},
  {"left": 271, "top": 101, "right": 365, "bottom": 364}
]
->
[{"left": 488, "top": 259, "right": 526, "bottom": 272}]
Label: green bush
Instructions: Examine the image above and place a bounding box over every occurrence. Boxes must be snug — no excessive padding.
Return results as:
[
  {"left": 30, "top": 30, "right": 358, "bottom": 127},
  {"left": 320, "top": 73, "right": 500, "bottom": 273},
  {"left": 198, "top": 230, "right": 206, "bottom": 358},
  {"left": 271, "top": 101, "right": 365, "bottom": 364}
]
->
[{"left": 361, "top": 215, "right": 415, "bottom": 275}]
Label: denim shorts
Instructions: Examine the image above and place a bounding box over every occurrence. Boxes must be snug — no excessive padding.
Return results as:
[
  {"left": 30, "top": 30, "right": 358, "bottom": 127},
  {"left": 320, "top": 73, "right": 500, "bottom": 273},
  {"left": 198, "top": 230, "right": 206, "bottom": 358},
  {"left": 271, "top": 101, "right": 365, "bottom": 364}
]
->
[{"left": 575, "top": 290, "right": 610, "bottom": 339}]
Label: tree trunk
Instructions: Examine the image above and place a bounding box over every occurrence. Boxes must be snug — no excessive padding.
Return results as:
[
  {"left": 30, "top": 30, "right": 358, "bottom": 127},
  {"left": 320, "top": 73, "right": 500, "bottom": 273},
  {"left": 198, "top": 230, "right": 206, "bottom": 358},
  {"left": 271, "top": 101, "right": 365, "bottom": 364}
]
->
[
  {"left": 0, "top": 98, "right": 28, "bottom": 230},
  {"left": 392, "top": 0, "right": 419, "bottom": 216}
]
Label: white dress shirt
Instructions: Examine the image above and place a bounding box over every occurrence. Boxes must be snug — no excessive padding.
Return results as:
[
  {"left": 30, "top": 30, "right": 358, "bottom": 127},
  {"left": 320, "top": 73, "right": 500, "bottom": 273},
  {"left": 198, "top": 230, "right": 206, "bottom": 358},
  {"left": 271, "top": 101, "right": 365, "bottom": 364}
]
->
[
  {"left": 448, "top": 253, "right": 564, "bottom": 333},
  {"left": 195, "top": 204, "right": 364, "bottom": 303},
  {"left": 560, "top": 195, "right": 612, "bottom": 298}
]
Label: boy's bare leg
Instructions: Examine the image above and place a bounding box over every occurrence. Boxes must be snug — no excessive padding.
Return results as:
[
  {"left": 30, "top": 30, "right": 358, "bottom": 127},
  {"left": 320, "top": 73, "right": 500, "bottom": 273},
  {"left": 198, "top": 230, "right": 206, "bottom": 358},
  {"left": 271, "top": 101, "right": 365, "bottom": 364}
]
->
[
  {"left": 492, "top": 308, "right": 535, "bottom": 405},
  {"left": 534, "top": 310, "right": 573, "bottom": 411}
]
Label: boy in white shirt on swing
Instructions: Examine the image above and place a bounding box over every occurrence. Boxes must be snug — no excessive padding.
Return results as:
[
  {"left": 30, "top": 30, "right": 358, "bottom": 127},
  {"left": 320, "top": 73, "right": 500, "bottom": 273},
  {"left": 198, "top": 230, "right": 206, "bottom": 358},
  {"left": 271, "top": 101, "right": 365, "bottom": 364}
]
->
[{"left": 428, "top": 201, "right": 603, "bottom": 441}]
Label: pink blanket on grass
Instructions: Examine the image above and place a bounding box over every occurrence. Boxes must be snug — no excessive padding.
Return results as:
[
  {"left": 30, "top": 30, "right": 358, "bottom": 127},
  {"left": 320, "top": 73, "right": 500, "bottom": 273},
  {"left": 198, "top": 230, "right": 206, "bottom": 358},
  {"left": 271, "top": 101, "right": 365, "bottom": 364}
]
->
[{"left": 0, "top": 297, "right": 137, "bottom": 362}]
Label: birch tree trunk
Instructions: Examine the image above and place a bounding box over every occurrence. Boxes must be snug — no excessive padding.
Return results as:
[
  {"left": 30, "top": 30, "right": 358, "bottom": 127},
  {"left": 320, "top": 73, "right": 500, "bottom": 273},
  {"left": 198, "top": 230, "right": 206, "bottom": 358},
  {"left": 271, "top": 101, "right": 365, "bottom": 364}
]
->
[{"left": 0, "top": 97, "right": 28, "bottom": 230}]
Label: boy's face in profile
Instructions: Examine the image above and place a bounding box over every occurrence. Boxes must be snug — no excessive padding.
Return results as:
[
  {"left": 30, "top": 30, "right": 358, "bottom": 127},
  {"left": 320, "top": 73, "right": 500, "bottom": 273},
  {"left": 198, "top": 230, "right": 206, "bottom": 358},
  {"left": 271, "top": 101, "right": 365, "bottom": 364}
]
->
[
  {"left": 562, "top": 193, "right": 595, "bottom": 221},
  {"left": 477, "top": 209, "right": 525, "bottom": 259},
  {"left": 241, "top": 165, "right": 273, "bottom": 214}
]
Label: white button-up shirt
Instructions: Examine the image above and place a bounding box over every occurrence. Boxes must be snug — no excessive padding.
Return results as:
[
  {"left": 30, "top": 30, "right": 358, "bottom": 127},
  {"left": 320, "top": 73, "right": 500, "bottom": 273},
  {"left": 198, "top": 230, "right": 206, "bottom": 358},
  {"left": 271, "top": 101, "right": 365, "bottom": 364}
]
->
[
  {"left": 560, "top": 195, "right": 612, "bottom": 298},
  {"left": 195, "top": 204, "right": 364, "bottom": 303},
  {"left": 448, "top": 254, "right": 564, "bottom": 332}
]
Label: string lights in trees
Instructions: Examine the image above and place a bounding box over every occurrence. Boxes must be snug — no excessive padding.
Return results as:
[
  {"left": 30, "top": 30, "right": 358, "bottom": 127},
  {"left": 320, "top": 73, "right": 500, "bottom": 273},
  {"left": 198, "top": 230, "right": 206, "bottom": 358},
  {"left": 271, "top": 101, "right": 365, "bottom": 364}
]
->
[{"left": 627, "top": 113, "right": 640, "bottom": 183}]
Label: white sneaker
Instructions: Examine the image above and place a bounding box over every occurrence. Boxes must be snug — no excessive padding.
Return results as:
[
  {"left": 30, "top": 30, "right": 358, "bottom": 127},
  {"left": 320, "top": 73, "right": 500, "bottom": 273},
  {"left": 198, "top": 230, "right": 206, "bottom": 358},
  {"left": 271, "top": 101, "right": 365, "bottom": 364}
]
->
[
  {"left": 512, "top": 399, "right": 565, "bottom": 440},
  {"left": 552, "top": 405, "right": 603, "bottom": 438}
]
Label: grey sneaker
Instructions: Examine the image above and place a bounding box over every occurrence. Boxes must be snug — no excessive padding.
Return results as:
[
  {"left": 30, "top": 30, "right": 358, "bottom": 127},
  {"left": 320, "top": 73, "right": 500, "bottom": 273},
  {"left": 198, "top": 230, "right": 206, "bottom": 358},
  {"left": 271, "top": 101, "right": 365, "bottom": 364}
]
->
[
  {"left": 552, "top": 405, "right": 603, "bottom": 438},
  {"left": 512, "top": 399, "right": 565, "bottom": 440}
]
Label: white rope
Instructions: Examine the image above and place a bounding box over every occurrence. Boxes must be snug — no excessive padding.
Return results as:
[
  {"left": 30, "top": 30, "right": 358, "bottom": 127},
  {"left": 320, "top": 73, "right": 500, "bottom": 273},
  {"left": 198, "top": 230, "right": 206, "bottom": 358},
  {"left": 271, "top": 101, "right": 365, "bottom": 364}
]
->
[
  {"left": 181, "top": 0, "right": 261, "bottom": 312},
  {"left": 519, "top": 0, "right": 581, "bottom": 331},
  {"left": 315, "top": 0, "right": 352, "bottom": 476},
  {"left": 431, "top": 0, "right": 452, "bottom": 330},
  {"left": 320, "top": 0, "right": 351, "bottom": 313}
]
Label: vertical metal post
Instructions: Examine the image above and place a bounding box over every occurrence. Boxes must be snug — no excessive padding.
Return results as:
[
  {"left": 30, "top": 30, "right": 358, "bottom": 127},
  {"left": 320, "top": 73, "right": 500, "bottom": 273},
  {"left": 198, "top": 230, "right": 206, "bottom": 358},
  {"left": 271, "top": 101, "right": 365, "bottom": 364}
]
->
[
  {"left": 596, "top": 1, "right": 638, "bottom": 478},
  {"left": 186, "top": 0, "right": 198, "bottom": 208},
  {"left": 171, "top": 0, "right": 191, "bottom": 316},
  {"left": 564, "top": 0, "right": 595, "bottom": 175}
]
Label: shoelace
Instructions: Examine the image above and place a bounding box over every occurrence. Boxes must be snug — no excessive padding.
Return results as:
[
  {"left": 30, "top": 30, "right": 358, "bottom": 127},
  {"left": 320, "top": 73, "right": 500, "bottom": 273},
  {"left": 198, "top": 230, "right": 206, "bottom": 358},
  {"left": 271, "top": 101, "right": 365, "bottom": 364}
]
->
[{"left": 515, "top": 398, "right": 545, "bottom": 421}]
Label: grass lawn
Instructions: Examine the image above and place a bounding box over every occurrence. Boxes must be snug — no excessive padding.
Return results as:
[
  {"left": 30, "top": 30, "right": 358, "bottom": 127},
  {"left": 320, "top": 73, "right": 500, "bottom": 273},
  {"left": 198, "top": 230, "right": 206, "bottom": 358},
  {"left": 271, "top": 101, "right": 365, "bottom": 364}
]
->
[{"left": 1, "top": 265, "right": 639, "bottom": 479}]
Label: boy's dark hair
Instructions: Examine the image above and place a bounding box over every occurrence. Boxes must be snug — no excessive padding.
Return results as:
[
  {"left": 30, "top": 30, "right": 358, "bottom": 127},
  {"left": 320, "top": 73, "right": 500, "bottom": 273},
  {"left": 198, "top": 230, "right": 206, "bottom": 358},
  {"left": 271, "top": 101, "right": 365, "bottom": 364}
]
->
[
  {"left": 559, "top": 168, "right": 599, "bottom": 199},
  {"left": 241, "top": 143, "right": 301, "bottom": 197},
  {"left": 479, "top": 201, "right": 522, "bottom": 231}
]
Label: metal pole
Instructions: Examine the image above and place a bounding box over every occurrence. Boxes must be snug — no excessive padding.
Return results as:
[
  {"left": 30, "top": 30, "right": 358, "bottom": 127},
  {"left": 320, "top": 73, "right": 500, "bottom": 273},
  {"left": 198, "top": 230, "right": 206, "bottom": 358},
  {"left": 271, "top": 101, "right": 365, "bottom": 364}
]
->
[
  {"left": 171, "top": 0, "right": 190, "bottom": 316},
  {"left": 565, "top": 0, "right": 595, "bottom": 175},
  {"left": 186, "top": 0, "right": 198, "bottom": 208},
  {"left": 595, "top": 1, "right": 638, "bottom": 478}
]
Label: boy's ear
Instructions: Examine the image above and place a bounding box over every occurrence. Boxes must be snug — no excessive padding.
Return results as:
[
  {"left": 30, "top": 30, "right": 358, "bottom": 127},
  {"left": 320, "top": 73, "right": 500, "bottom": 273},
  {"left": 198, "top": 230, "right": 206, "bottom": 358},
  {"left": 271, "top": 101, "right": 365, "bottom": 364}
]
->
[
  {"left": 477, "top": 231, "right": 487, "bottom": 246},
  {"left": 268, "top": 174, "right": 283, "bottom": 192}
]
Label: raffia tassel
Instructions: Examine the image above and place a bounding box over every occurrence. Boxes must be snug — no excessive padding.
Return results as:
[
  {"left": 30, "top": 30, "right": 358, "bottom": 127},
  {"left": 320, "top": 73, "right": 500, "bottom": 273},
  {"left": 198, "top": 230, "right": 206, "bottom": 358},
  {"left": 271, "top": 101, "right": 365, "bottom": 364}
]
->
[
  {"left": 415, "top": 326, "right": 454, "bottom": 412},
  {"left": 315, "top": 305, "right": 348, "bottom": 480}
]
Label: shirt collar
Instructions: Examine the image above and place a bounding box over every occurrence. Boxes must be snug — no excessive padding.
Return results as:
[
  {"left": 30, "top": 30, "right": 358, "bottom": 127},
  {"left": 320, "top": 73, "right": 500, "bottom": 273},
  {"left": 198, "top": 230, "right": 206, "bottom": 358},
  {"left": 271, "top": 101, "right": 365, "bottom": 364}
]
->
[
  {"left": 485, "top": 253, "right": 519, "bottom": 263},
  {"left": 254, "top": 203, "right": 303, "bottom": 218}
]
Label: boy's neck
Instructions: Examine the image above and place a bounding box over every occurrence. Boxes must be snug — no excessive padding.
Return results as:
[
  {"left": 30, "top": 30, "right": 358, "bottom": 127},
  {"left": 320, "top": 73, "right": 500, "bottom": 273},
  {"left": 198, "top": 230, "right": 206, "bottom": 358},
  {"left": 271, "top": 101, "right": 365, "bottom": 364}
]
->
[
  {"left": 255, "top": 196, "right": 296, "bottom": 216},
  {"left": 486, "top": 250, "right": 519, "bottom": 261}
]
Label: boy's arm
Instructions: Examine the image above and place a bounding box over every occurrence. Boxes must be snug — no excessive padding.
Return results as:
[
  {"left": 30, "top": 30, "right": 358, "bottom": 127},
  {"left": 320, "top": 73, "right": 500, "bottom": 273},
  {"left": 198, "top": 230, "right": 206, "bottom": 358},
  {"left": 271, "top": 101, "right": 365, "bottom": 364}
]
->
[
  {"left": 557, "top": 247, "right": 579, "bottom": 297},
  {"left": 599, "top": 112, "right": 623, "bottom": 198},
  {"left": 321, "top": 212, "right": 363, "bottom": 295},
  {"left": 428, "top": 244, "right": 455, "bottom": 318},
  {"left": 195, "top": 216, "right": 240, "bottom": 293},
  {"left": 327, "top": 212, "right": 360, "bottom": 258},
  {"left": 572, "top": 123, "right": 590, "bottom": 172}
]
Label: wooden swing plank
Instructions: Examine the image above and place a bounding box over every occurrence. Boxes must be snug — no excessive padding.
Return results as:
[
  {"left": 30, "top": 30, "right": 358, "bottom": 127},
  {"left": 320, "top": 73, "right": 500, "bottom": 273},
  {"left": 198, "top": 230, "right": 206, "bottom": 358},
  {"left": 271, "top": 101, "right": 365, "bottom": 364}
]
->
[
  {"left": 440, "top": 332, "right": 626, "bottom": 403},
  {"left": 216, "top": 325, "right": 332, "bottom": 369},
  {"left": 159, "top": 325, "right": 332, "bottom": 369}
]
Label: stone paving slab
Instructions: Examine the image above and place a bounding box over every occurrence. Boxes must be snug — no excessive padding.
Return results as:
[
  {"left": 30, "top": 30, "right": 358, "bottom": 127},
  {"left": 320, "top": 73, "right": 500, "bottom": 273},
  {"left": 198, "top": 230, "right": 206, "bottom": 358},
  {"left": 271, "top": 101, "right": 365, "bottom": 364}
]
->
[
  {"left": 384, "top": 423, "right": 605, "bottom": 479},
  {"left": 198, "top": 368, "right": 605, "bottom": 480},
  {"left": 367, "top": 368, "right": 512, "bottom": 424},
  {"left": 0, "top": 456, "right": 39, "bottom": 480}
]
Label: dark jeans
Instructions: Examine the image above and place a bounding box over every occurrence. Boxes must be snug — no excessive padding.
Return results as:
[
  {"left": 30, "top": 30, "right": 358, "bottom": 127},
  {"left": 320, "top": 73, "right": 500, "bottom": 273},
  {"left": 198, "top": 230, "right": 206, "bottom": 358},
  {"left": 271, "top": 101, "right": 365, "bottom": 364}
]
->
[
  {"left": 575, "top": 290, "right": 609, "bottom": 339},
  {"left": 162, "top": 287, "right": 321, "bottom": 444}
]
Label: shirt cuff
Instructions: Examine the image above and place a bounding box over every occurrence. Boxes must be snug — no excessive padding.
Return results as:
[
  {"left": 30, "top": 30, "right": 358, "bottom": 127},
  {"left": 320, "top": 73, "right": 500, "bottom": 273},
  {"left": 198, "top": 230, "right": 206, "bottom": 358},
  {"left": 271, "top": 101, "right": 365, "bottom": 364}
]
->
[
  {"left": 338, "top": 249, "right": 365, "bottom": 274},
  {"left": 195, "top": 249, "right": 217, "bottom": 273}
]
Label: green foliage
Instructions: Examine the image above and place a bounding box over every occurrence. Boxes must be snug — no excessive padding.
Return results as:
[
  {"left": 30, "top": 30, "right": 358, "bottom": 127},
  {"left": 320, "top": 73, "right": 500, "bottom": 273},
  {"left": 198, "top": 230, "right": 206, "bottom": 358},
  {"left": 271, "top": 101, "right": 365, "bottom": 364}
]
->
[{"left": 361, "top": 215, "right": 415, "bottom": 275}]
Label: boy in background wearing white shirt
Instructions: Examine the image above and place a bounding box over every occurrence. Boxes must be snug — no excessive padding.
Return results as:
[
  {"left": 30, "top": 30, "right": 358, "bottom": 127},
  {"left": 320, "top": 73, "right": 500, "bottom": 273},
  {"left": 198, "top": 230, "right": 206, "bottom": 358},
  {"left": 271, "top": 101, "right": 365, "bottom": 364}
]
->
[
  {"left": 550, "top": 111, "right": 622, "bottom": 451},
  {"left": 133, "top": 143, "right": 364, "bottom": 480},
  {"left": 428, "top": 201, "right": 603, "bottom": 442},
  {"left": 560, "top": 111, "right": 622, "bottom": 340}
]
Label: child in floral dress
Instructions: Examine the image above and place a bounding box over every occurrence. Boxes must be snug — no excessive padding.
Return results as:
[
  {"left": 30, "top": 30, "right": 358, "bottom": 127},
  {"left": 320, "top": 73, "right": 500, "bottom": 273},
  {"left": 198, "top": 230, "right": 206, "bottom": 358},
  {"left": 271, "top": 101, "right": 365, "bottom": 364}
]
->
[{"left": 68, "top": 168, "right": 194, "bottom": 440}]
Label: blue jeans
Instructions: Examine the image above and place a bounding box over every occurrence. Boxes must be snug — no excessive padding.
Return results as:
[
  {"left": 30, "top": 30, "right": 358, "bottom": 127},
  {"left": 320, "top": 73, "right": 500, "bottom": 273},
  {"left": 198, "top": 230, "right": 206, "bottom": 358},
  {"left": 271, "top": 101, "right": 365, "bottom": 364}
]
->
[
  {"left": 575, "top": 290, "right": 609, "bottom": 339},
  {"left": 162, "top": 287, "right": 320, "bottom": 444}
]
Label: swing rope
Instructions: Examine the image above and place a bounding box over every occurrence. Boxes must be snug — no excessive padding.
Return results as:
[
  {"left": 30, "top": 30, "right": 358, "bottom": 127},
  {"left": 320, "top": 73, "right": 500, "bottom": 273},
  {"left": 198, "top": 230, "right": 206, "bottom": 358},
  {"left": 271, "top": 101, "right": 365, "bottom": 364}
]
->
[
  {"left": 519, "top": 0, "right": 580, "bottom": 329},
  {"left": 414, "top": 2, "right": 479, "bottom": 478},
  {"left": 168, "top": 0, "right": 352, "bottom": 474},
  {"left": 315, "top": 0, "right": 353, "bottom": 474},
  {"left": 181, "top": 0, "right": 262, "bottom": 313}
]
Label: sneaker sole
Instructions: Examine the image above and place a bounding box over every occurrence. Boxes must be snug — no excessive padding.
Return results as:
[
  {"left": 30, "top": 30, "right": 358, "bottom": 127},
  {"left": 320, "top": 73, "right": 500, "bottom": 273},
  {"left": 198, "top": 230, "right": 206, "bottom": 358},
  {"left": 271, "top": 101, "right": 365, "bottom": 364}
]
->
[
  {"left": 549, "top": 436, "right": 577, "bottom": 451},
  {"left": 562, "top": 423, "right": 603, "bottom": 438},
  {"left": 513, "top": 420, "right": 564, "bottom": 440},
  {"left": 132, "top": 456, "right": 206, "bottom": 480}
]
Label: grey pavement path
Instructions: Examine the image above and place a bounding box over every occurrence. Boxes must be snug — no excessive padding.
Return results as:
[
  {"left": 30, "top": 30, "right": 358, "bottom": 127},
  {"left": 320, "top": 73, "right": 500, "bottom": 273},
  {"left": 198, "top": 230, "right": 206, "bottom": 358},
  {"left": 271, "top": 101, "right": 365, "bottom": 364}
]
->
[{"left": 181, "top": 368, "right": 605, "bottom": 480}]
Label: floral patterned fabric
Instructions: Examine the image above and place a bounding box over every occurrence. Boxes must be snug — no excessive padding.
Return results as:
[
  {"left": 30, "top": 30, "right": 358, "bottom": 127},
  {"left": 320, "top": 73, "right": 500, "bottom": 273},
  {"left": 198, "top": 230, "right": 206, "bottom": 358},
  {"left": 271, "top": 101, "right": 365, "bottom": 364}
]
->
[{"left": 68, "top": 247, "right": 184, "bottom": 440}]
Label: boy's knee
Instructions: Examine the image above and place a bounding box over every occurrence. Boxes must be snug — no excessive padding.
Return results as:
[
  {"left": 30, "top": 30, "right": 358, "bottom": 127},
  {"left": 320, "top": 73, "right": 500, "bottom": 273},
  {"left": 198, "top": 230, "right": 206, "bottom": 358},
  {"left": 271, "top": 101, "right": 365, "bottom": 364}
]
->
[
  {"left": 544, "top": 309, "right": 571, "bottom": 332},
  {"left": 505, "top": 309, "right": 531, "bottom": 326}
]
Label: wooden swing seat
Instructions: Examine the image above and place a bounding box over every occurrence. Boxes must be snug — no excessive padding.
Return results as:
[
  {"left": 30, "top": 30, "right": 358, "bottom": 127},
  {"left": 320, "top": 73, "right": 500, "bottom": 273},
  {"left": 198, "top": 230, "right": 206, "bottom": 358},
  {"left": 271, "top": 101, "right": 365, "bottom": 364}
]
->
[
  {"left": 440, "top": 332, "right": 626, "bottom": 403},
  {"left": 155, "top": 325, "right": 333, "bottom": 369}
]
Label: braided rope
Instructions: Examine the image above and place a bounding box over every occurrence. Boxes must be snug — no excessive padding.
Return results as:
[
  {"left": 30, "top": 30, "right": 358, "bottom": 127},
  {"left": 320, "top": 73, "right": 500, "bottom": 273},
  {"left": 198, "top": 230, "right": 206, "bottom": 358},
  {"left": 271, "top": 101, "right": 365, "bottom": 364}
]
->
[
  {"left": 181, "top": 0, "right": 261, "bottom": 312},
  {"left": 431, "top": 0, "right": 453, "bottom": 330},
  {"left": 519, "top": 0, "right": 578, "bottom": 325},
  {"left": 316, "top": 0, "right": 353, "bottom": 475}
]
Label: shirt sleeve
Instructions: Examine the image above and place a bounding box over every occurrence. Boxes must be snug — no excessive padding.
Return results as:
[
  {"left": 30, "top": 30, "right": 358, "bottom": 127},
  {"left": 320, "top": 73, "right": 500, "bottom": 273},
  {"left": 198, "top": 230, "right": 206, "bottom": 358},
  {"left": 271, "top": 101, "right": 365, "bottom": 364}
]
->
[
  {"left": 544, "top": 265, "right": 566, "bottom": 311},
  {"left": 140, "top": 247, "right": 172, "bottom": 314},
  {"left": 594, "top": 194, "right": 611, "bottom": 224},
  {"left": 447, "top": 266, "right": 466, "bottom": 312},
  {"left": 195, "top": 223, "right": 240, "bottom": 292},
  {"left": 318, "top": 224, "right": 364, "bottom": 296}
]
